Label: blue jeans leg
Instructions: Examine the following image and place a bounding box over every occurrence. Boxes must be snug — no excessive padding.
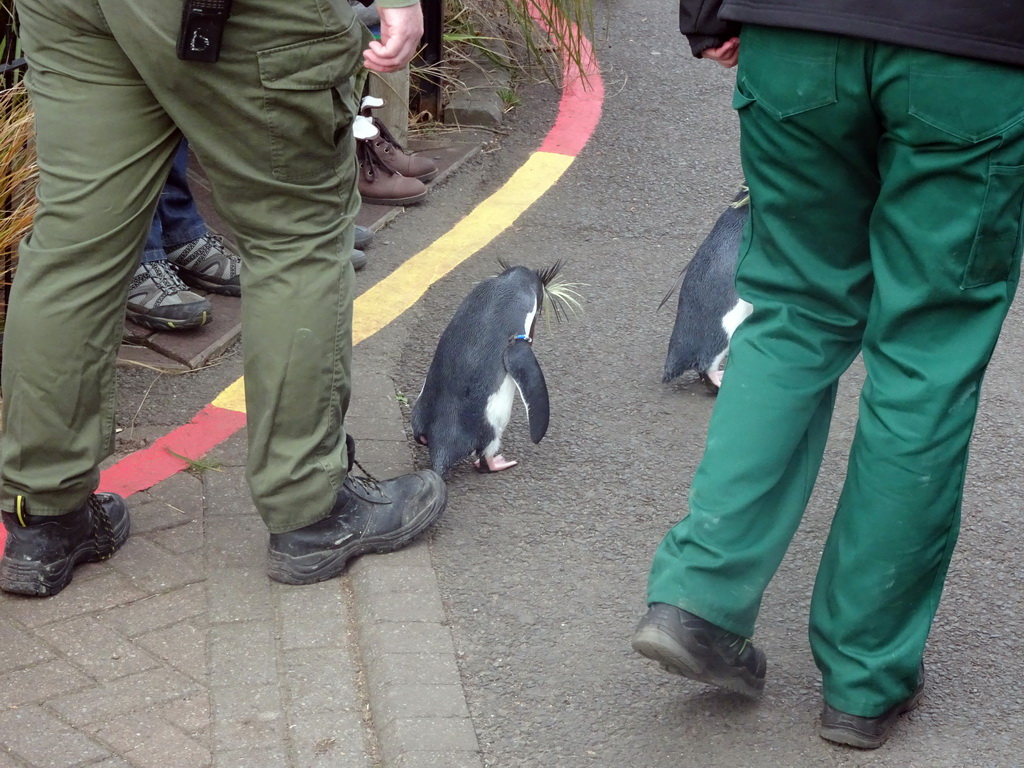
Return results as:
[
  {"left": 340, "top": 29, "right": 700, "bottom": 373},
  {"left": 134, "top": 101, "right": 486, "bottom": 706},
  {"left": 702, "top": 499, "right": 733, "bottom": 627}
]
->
[{"left": 156, "top": 138, "right": 207, "bottom": 249}]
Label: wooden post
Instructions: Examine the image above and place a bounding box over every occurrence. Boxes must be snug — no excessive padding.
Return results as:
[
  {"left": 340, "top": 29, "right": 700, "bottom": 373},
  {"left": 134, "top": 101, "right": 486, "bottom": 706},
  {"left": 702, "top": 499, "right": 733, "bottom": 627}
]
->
[{"left": 368, "top": 68, "right": 410, "bottom": 146}]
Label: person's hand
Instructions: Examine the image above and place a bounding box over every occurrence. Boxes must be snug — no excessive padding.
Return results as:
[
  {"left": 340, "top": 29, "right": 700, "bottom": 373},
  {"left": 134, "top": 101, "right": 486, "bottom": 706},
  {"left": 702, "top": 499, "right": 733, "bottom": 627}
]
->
[
  {"left": 702, "top": 37, "right": 739, "bottom": 68},
  {"left": 363, "top": 4, "right": 425, "bottom": 72}
]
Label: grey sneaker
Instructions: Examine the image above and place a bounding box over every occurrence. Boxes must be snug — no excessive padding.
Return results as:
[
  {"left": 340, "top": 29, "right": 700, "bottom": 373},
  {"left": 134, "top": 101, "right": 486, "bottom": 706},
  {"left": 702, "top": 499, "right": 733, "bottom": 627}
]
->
[
  {"left": 354, "top": 225, "right": 374, "bottom": 250},
  {"left": 631, "top": 602, "right": 767, "bottom": 697},
  {"left": 165, "top": 233, "right": 241, "bottom": 296},
  {"left": 127, "top": 261, "right": 212, "bottom": 331},
  {"left": 351, "top": 249, "right": 367, "bottom": 271}
]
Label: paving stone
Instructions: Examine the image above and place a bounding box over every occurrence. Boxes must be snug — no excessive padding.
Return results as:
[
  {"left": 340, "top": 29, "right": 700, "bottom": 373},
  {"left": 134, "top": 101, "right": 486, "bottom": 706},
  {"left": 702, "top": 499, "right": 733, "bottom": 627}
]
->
[
  {"left": 206, "top": 569, "right": 273, "bottom": 623},
  {"left": 39, "top": 615, "right": 160, "bottom": 682},
  {"left": 0, "top": 660, "right": 93, "bottom": 707},
  {"left": 0, "top": 619, "right": 56, "bottom": 670},
  {"left": 363, "top": 652, "right": 462, "bottom": 688},
  {"left": 0, "top": 572, "right": 148, "bottom": 628},
  {"left": 347, "top": 372, "right": 407, "bottom": 442},
  {"left": 203, "top": 430, "right": 248, "bottom": 468},
  {"left": 109, "top": 536, "right": 204, "bottom": 593},
  {"left": 102, "top": 583, "right": 208, "bottom": 638},
  {"left": 153, "top": 692, "right": 213, "bottom": 744},
  {"left": 211, "top": 684, "right": 285, "bottom": 751},
  {"left": 359, "top": 621, "right": 455, "bottom": 659},
  {"left": 0, "top": 749, "right": 29, "bottom": 768},
  {"left": 209, "top": 621, "right": 277, "bottom": 687},
  {"left": 356, "top": 590, "right": 447, "bottom": 625},
  {"left": 378, "top": 718, "right": 480, "bottom": 757},
  {"left": 147, "top": 519, "right": 204, "bottom": 554},
  {"left": 273, "top": 580, "right": 351, "bottom": 650},
  {"left": 96, "top": 716, "right": 211, "bottom": 768},
  {"left": 88, "top": 709, "right": 211, "bottom": 767},
  {"left": 349, "top": 540, "right": 432, "bottom": 572},
  {"left": 205, "top": 515, "right": 266, "bottom": 569},
  {"left": 202, "top": 469, "right": 255, "bottom": 518},
  {"left": 282, "top": 647, "right": 362, "bottom": 712},
  {"left": 134, "top": 620, "right": 207, "bottom": 684},
  {"left": 0, "top": 705, "right": 110, "bottom": 767},
  {"left": 126, "top": 494, "right": 199, "bottom": 536},
  {"left": 392, "top": 753, "right": 484, "bottom": 768},
  {"left": 48, "top": 668, "right": 198, "bottom": 727},
  {"left": 286, "top": 709, "right": 372, "bottom": 768},
  {"left": 349, "top": 563, "right": 440, "bottom": 599},
  {"left": 373, "top": 684, "right": 471, "bottom": 724},
  {"left": 213, "top": 746, "right": 288, "bottom": 768}
]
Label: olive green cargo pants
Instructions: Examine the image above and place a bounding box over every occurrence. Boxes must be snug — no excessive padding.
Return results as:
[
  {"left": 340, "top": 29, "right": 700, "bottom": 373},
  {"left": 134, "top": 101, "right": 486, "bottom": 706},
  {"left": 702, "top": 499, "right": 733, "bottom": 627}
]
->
[
  {"left": 3, "top": 0, "right": 368, "bottom": 532},
  {"left": 647, "top": 26, "right": 1024, "bottom": 717}
]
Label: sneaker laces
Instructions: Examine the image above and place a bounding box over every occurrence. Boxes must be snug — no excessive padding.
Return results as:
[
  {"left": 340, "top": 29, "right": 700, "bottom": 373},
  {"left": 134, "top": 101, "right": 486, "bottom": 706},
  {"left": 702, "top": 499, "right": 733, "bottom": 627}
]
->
[{"left": 139, "top": 260, "right": 189, "bottom": 298}]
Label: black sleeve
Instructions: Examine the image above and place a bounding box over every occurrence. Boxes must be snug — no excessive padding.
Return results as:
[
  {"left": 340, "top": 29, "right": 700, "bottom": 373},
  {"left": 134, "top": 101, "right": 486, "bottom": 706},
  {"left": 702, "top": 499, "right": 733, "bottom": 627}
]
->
[{"left": 679, "top": 0, "right": 742, "bottom": 57}]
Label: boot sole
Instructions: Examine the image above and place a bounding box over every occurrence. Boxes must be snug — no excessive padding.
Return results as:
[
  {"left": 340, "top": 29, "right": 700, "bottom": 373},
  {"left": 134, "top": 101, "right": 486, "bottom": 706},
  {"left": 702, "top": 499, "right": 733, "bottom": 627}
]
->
[
  {"left": 0, "top": 507, "right": 131, "bottom": 597},
  {"left": 126, "top": 308, "right": 211, "bottom": 331},
  {"left": 632, "top": 624, "right": 764, "bottom": 698},
  {"left": 359, "top": 191, "right": 428, "bottom": 207},
  {"left": 266, "top": 482, "right": 447, "bottom": 585},
  {"left": 177, "top": 273, "right": 242, "bottom": 297}
]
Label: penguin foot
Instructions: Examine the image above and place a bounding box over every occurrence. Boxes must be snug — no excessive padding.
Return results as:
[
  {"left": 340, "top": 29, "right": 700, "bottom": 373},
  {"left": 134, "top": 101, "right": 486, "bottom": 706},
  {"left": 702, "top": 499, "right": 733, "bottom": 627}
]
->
[
  {"left": 475, "top": 455, "right": 518, "bottom": 473},
  {"left": 699, "top": 370, "right": 722, "bottom": 394}
]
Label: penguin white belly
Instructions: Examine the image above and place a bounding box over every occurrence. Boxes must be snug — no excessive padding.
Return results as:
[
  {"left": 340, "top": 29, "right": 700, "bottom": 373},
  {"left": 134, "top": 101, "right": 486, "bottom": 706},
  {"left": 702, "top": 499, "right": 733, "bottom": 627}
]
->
[
  {"left": 704, "top": 299, "right": 754, "bottom": 388},
  {"left": 482, "top": 375, "right": 516, "bottom": 458}
]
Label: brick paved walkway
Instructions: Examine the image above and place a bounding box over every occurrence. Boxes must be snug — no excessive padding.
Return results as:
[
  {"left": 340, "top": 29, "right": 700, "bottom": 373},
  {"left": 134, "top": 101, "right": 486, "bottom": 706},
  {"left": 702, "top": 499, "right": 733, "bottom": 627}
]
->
[{"left": 0, "top": 370, "right": 480, "bottom": 768}]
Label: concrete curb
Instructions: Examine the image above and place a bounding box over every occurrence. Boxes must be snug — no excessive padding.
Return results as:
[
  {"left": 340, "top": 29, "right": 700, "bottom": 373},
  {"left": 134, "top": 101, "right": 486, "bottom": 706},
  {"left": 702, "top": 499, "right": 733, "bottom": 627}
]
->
[{"left": 344, "top": 371, "right": 484, "bottom": 767}]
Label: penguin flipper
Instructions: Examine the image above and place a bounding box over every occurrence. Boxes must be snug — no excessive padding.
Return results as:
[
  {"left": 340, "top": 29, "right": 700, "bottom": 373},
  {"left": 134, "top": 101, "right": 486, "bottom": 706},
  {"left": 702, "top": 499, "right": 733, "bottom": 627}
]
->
[{"left": 503, "top": 341, "right": 550, "bottom": 444}]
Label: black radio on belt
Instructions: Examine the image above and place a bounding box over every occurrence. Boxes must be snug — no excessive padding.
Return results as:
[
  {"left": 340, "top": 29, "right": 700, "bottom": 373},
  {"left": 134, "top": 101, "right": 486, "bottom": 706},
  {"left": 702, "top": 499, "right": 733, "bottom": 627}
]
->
[{"left": 176, "top": 0, "right": 233, "bottom": 63}]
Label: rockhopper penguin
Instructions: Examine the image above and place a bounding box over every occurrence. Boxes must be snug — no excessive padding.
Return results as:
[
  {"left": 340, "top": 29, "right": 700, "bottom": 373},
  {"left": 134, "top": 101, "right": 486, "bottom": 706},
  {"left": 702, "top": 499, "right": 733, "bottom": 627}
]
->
[
  {"left": 411, "top": 260, "right": 580, "bottom": 476},
  {"left": 662, "top": 186, "right": 753, "bottom": 392}
]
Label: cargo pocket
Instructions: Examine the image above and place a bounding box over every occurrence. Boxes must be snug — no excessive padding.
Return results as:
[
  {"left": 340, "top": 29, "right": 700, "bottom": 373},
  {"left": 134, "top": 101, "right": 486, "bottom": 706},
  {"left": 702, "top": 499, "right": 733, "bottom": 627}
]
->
[
  {"left": 961, "top": 164, "right": 1024, "bottom": 288},
  {"left": 257, "top": 28, "right": 361, "bottom": 183},
  {"left": 733, "top": 26, "right": 837, "bottom": 120}
]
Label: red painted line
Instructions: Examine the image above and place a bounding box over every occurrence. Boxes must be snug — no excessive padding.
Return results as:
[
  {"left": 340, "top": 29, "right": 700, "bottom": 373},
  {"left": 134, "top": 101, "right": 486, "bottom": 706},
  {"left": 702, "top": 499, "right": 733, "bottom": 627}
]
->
[
  {"left": 98, "top": 404, "right": 248, "bottom": 498},
  {"left": 0, "top": 2, "right": 604, "bottom": 555},
  {"left": 533, "top": 10, "right": 604, "bottom": 156}
]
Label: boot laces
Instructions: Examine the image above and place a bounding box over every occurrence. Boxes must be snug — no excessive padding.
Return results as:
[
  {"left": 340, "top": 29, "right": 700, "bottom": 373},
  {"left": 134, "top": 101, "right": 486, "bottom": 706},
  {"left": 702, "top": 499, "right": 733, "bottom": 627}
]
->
[{"left": 347, "top": 457, "right": 383, "bottom": 496}]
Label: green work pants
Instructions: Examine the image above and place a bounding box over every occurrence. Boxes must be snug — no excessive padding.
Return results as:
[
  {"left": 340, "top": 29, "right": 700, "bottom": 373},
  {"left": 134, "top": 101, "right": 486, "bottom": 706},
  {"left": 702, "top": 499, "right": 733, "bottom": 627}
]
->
[
  {"left": 3, "top": 0, "right": 367, "bottom": 532},
  {"left": 647, "top": 26, "right": 1024, "bottom": 717}
]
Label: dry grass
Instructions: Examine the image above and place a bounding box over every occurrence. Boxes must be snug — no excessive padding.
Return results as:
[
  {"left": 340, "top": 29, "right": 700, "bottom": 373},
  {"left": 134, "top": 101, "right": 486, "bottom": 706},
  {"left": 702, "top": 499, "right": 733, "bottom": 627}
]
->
[
  {"left": 0, "top": 81, "right": 37, "bottom": 328},
  {"left": 411, "top": 0, "right": 592, "bottom": 126}
]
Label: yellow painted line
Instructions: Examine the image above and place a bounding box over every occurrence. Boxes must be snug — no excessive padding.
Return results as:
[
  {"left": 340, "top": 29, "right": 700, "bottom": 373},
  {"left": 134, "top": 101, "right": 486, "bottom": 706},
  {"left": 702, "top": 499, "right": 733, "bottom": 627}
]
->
[
  {"left": 212, "top": 377, "right": 247, "bottom": 412},
  {"left": 210, "top": 149, "right": 574, "bottom": 415},
  {"left": 353, "top": 150, "right": 573, "bottom": 344}
]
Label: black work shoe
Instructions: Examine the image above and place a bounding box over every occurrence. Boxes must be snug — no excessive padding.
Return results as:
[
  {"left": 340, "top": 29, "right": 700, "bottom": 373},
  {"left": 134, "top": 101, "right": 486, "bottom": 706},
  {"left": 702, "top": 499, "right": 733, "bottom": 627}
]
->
[
  {"left": 631, "top": 602, "right": 766, "bottom": 697},
  {"left": 0, "top": 493, "right": 130, "bottom": 597},
  {"left": 818, "top": 666, "right": 925, "bottom": 749},
  {"left": 267, "top": 470, "right": 446, "bottom": 585}
]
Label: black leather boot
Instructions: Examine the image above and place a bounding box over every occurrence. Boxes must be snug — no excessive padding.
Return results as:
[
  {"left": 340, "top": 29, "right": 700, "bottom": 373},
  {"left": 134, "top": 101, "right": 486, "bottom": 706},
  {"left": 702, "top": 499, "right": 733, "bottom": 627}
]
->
[
  {"left": 267, "top": 470, "right": 446, "bottom": 585},
  {"left": 0, "top": 493, "right": 131, "bottom": 597},
  {"left": 632, "top": 602, "right": 767, "bottom": 697}
]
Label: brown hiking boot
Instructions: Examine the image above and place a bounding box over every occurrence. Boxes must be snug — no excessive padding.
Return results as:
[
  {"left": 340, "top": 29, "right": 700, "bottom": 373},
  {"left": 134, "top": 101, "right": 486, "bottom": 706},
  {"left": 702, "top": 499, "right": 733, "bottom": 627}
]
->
[
  {"left": 364, "top": 119, "right": 439, "bottom": 182},
  {"left": 357, "top": 138, "right": 428, "bottom": 206}
]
